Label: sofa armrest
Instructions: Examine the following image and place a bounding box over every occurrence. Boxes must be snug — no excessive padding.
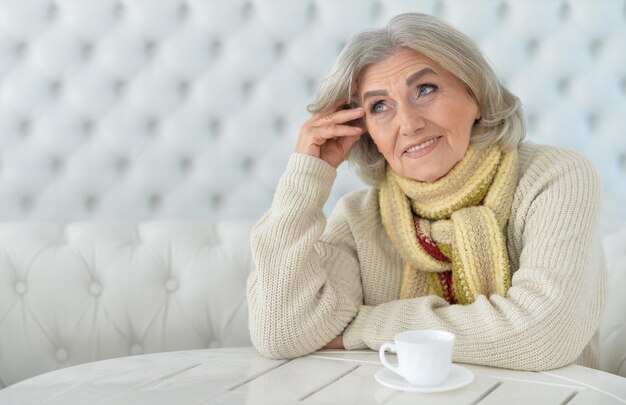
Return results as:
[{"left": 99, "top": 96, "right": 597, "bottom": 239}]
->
[{"left": 600, "top": 223, "right": 626, "bottom": 378}]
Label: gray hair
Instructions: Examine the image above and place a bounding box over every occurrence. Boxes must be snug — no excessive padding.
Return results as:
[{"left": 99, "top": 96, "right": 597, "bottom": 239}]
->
[{"left": 308, "top": 13, "right": 526, "bottom": 186}]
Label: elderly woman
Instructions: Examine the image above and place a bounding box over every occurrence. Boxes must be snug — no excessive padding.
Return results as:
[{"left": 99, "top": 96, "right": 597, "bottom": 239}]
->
[{"left": 246, "top": 13, "right": 606, "bottom": 370}]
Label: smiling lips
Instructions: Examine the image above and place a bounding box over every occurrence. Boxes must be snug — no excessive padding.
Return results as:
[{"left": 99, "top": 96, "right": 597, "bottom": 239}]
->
[{"left": 403, "top": 136, "right": 442, "bottom": 157}]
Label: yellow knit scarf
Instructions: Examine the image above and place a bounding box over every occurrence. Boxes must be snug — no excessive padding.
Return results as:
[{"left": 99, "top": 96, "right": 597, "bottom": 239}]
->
[{"left": 379, "top": 144, "right": 519, "bottom": 304}]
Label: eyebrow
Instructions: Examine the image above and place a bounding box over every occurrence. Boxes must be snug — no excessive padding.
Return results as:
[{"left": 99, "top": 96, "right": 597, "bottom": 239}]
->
[
  {"left": 406, "top": 68, "right": 437, "bottom": 86},
  {"left": 361, "top": 67, "right": 438, "bottom": 101}
]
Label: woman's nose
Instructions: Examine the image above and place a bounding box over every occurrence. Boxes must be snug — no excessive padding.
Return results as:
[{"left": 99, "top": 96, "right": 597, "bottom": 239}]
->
[{"left": 398, "top": 103, "right": 426, "bottom": 136}]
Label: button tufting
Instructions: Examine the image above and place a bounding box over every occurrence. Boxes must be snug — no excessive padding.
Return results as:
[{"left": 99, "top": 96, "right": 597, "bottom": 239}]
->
[
  {"left": 526, "top": 112, "right": 537, "bottom": 132},
  {"left": 242, "top": 157, "right": 254, "bottom": 173},
  {"left": 241, "top": 80, "right": 254, "bottom": 97},
  {"left": 179, "top": 157, "right": 192, "bottom": 173},
  {"left": 50, "top": 157, "right": 64, "bottom": 173},
  {"left": 20, "top": 195, "right": 35, "bottom": 211},
  {"left": 0, "top": 1, "right": 621, "bottom": 227},
  {"left": 14, "top": 41, "right": 28, "bottom": 58},
  {"left": 114, "top": 79, "right": 126, "bottom": 95},
  {"left": 81, "top": 42, "right": 94, "bottom": 60},
  {"left": 587, "top": 112, "right": 599, "bottom": 131},
  {"left": 209, "top": 39, "right": 221, "bottom": 57},
  {"left": 178, "top": 80, "right": 190, "bottom": 97},
  {"left": 47, "top": 3, "right": 58, "bottom": 21},
  {"left": 433, "top": 0, "right": 444, "bottom": 16},
  {"left": 306, "top": 2, "right": 316, "bottom": 19},
  {"left": 496, "top": 1, "right": 508, "bottom": 19},
  {"left": 165, "top": 278, "right": 179, "bottom": 292},
  {"left": 82, "top": 119, "right": 94, "bottom": 137},
  {"left": 89, "top": 283, "right": 102, "bottom": 296},
  {"left": 371, "top": 1, "right": 382, "bottom": 17},
  {"left": 130, "top": 344, "right": 143, "bottom": 355},
  {"left": 84, "top": 195, "right": 98, "bottom": 211},
  {"left": 149, "top": 194, "right": 161, "bottom": 210},
  {"left": 273, "top": 117, "right": 285, "bottom": 133},
  {"left": 145, "top": 118, "right": 159, "bottom": 135},
  {"left": 178, "top": 2, "right": 189, "bottom": 20},
  {"left": 55, "top": 348, "right": 69, "bottom": 362},
  {"left": 14, "top": 281, "right": 27, "bottom": 295},
  {"left": 273, "top": 41, "right": 285, "bottom": 57},
  {"left": 241, "top": 2, "right": 253, "bottom": 19},
  {"left": 50, "top": 80, "right": 63, "bottom": 97},
  {"left": 211, "top": 194, "right": 223, "bottom": 210},
  {"left": 560, "top": 2, "right": 570, "bottom": 20},
  {"left": 144, "top": 40, "right": 157, "bottom": 58},
  {"left": 557, "top": 77, "right": 570, "bottom": 95},
  {"left": 116, "top": 157, "right": 129, "bottom": 174},
  {"left": 590, "top": 39, "right": 603, "bottom": 57},
  {"left": 526, "top": 38, "right": 539, "bottom": 57},
  {"left": 209, "top": 118, "right": 221, "bottom": 137},
  {"left": 305, "top": 77, "right": 317, "bottom": 95},
  {"left": 113, "top": 1, "right": 125, "bottom": 18},
  {"left": 18, "top": 119, "right": 31, "bottom": 136}
]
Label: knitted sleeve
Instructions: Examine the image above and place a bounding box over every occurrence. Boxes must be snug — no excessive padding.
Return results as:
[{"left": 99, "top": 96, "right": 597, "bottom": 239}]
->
[
  {"left": 342, "top": 148, "right": 606, "bottom": 371},
  {"left": 246, "top": 153, "right": 363, "bottom": 359}
]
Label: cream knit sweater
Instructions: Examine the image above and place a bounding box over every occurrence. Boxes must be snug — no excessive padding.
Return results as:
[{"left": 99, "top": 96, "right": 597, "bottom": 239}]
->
[{"left": 246, "top": 142, "right": 606, "bottom": 370}]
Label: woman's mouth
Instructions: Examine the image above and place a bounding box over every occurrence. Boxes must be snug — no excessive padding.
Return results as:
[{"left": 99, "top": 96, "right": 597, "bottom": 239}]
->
[{"left": 403, "top": 136, "right": 442, "bottom": 157}]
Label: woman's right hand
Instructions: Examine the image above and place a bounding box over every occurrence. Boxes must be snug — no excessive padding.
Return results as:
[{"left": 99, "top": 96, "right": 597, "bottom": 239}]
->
[{"left": 295, "top": 104, "right": 366, "bottom": 169}]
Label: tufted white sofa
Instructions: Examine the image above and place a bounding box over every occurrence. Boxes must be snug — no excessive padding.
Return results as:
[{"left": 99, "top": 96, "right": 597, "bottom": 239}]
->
[
  {"left": 0, "top": 220, "right": 625, "bottom": 388},
  {"left": 0, "top": 0, "right": 625, "bottom": 390}
]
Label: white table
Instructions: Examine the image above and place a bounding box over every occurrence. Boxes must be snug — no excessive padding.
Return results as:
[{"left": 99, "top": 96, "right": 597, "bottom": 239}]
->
[{"left": 1, "top": 347, "right": 625, "bottom": 404}]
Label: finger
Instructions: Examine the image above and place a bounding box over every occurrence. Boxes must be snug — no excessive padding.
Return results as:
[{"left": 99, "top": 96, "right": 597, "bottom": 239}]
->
[
  {"left": 312, "top": 123, "right": 364, "bottom": 141},
  {"left": 337, "top": 133, "right": 363, "bottom": 153},
  {"left": 313, "top": 106, "right": 365, "bottom": 125}
]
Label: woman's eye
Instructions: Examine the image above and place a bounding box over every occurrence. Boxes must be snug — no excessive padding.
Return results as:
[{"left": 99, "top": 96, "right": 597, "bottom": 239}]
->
[
  {"left": 417, "top": 84, "right": 437, "bottom": 97},
  {"left": 371, "top": 101, "right": 386, "bottom": 114}
]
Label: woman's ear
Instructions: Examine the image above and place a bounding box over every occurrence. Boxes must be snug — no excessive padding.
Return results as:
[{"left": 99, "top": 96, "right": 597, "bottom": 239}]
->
[{"left": 474, "top": 100, "right": 481, "bottom": 121}]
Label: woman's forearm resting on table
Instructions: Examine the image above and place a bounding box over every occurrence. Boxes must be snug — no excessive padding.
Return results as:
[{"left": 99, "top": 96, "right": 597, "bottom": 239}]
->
[{"left": 343, "top": 152, "right": 606, "bottom": 370}]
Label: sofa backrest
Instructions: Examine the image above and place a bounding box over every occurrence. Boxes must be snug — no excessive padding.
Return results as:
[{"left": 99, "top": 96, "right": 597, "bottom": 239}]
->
[
  {"left": 0, "top": 221, "right": 254, "bottom": 387},
  {"left": 0, "top": 0, "right": 625, "bottom": 223}
]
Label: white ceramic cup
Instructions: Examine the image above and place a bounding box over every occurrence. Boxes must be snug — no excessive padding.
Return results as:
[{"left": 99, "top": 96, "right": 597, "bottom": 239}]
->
[{"left": 379, "top": 330, "right": 455, "bottom": 386}]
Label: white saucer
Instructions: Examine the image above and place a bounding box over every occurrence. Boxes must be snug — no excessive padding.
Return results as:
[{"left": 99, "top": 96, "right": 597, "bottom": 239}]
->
[{"left": 374, "top": 364, "right": 474, "bottom": 393}]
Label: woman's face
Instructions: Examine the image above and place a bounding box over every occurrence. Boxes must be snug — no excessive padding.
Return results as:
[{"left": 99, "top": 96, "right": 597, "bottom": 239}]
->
[{"left": 358, "top": 48, "right": 480, "bottom": 183}]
